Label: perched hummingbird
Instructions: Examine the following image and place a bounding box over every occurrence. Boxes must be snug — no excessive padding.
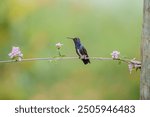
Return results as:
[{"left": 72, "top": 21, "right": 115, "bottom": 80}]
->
[{"left": 67, "top": 37, "right": 90, "bottom": 65}]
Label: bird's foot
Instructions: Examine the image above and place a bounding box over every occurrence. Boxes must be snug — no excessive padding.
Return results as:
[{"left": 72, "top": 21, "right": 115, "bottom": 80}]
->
[{"left": 80, "top": 55, "right": 88, "bottom": 59}]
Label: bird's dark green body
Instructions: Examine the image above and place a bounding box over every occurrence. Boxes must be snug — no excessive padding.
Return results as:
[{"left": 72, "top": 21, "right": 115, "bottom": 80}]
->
[{"left": 68, "top": 37, "right": 90, "bottom": 65}]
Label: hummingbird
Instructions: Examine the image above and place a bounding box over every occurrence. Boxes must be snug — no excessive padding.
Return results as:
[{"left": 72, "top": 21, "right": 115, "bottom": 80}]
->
[{"left": 67, "top": 37, "right": 90, "bottom": 65}]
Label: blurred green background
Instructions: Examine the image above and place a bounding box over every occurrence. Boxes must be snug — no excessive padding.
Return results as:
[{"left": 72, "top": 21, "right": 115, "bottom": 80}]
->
[{"left": 0, "top": 0, "right": 142, "bottom": 99}]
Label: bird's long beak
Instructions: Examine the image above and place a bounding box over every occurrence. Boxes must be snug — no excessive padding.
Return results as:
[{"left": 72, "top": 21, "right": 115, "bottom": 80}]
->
[{"left": 67, "top": 37, "right": 74, "bottom": 40}]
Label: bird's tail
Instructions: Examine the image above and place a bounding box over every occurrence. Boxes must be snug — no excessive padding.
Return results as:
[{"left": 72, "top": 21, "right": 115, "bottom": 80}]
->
[{"left": 82, "top": 58, "right": 90, "bottom": 65}]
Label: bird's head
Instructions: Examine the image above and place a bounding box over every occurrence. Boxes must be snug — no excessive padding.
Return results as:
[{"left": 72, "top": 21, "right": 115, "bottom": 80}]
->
[{"left": 67, "top": 37, "right": 81, "bottom": 44}]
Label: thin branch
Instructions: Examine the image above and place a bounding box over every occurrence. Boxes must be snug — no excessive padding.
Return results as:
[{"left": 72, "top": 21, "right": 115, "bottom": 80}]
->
[{"left": 0, "top": 56, "right": 141, "bottom": 64}]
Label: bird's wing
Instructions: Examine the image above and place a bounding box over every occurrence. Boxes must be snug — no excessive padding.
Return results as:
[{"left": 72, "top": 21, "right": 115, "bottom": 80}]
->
[
  {"left": 80, "top": 46, "right": 89, "bottom": 57},
  {"left": 81, "top": 46, "right": 90, "bottom": 64}
]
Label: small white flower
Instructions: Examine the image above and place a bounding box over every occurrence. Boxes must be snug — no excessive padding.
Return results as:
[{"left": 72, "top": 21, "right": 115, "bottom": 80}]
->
[
  {"left": 134, "top": 64, "right": 141, "bottom": 69},
  {"left": 111, "top": 50, "right": 120, "bottom": 59},
  {"left": 130, "top": 58, "right": 141, "bottom": 65},
  {"left": 55, "top": 42, "right": 63, "bottom": 49},
  {"left": 128, "top": 63, "right": 133, "bottom": 74},
  {"left": 8, "top": 46, "right": 23, "bottom": 61}
]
